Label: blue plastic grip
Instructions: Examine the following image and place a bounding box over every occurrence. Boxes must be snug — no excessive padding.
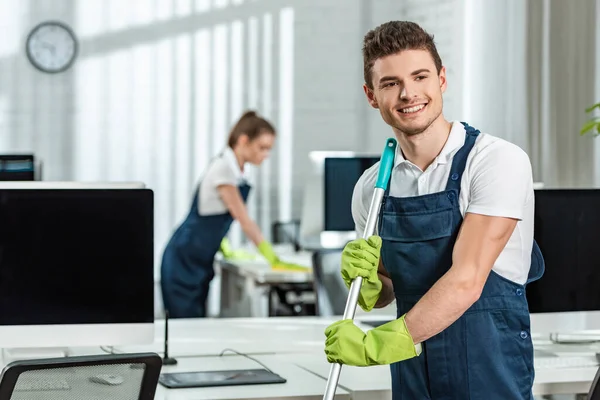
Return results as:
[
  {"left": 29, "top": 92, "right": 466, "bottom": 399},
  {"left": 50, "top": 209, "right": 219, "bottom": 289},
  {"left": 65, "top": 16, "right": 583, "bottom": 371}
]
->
[{"left": 374, "top": 138, "right": 397, "bottom": 189}]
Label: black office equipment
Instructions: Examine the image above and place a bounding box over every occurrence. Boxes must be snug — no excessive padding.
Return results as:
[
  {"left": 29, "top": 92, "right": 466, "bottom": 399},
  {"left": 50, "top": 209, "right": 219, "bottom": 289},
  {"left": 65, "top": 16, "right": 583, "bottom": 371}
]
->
[
  {"left": 0, "top": 188, "right": 154, "bottom": 327},
  {"left": 158, "top": 369, "right": 286, "bottom": 388},
  {"left": 162, "top": 311, "right": 177, "bottom": 366},
  {"left": 0, "top": 353, "right": 162, "bottom": 399},
  {"left": 0, "top": 155, "right": 35, "bottom": 181},
  {"left": 323, "top": 156, "right": 379, "bottom": 231},
  {"left": 526, "top": 189, "right": 600, "bottom": 313}
]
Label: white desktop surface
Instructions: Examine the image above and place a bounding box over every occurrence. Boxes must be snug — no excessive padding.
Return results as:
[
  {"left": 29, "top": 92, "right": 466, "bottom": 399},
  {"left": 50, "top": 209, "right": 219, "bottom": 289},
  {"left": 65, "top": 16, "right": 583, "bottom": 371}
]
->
[
  {"left": 279, "top": 352, "right": 599, "bottom": 398},
  {"left": 153, "top": 354, "right": 350, "bottom": 400},
  {"left": 217, "top": 246, "right": 314, "bottom": 284}
]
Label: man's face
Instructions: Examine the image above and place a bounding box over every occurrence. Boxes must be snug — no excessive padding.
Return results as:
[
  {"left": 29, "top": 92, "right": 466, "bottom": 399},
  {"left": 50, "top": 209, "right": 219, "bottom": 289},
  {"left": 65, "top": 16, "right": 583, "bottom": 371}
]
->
[{"left": 364, "top": 49, "right": 446, "bottom": 136}]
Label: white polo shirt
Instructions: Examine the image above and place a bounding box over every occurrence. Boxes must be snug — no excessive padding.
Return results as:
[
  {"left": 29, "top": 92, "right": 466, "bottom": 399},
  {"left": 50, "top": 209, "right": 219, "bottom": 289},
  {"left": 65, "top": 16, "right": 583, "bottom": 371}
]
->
[
  {"left": 197, "top": 147, "right": 250, "bottom": 216},
  {"left": 351, "top": 121, "right": 534, "bottom": 284}
]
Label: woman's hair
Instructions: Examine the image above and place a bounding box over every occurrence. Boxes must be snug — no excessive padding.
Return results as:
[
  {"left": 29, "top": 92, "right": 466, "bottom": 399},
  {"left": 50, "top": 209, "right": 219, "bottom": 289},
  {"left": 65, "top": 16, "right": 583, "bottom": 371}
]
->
[{"left": 227, "top": 110, "right": 276, "bottom": 148}]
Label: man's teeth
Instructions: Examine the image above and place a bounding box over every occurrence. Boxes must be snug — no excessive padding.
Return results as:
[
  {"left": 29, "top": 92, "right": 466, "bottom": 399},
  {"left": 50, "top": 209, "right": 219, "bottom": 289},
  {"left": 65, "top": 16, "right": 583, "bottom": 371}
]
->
[{"left": 400, "top": 104, "right": 425, "bottom": 113}]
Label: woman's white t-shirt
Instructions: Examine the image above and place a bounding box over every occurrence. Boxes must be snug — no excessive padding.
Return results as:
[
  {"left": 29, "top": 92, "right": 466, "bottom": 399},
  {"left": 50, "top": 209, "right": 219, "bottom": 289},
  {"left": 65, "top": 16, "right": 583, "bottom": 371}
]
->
[{"left": 197, "top": 147, "right": 249, "bottom": 216}]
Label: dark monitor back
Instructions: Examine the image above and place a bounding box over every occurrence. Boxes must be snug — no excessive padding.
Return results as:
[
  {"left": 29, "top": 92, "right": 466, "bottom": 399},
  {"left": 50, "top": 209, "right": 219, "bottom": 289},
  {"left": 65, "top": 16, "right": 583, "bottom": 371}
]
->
[
  {"left": 0, "top": 155, "right": 35, "bottom": 181},
  {"left": 0, "top": 189, "right": 154, "bottom": 325},
  {"left": 324, "top": 157, "right": 379, "bottom": 231},
  {"left": 527, "top": 189, "right": 600, "bottom": 313}
]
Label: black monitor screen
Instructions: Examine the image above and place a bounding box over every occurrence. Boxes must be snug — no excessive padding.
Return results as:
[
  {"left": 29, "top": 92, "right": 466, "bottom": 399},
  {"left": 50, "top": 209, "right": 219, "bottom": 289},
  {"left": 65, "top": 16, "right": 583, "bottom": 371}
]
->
[
  {"left": 324, "top": 157, "right": 379, "bottom": 231},
  {"left": 0, "top": 155, "right": 35, "bottom": 181},
  {"left": 527, "top": 189, "right": 600, "bottom": 313},
  {"left": 0, "top": 189, "right": 154, "bottom": 325}
]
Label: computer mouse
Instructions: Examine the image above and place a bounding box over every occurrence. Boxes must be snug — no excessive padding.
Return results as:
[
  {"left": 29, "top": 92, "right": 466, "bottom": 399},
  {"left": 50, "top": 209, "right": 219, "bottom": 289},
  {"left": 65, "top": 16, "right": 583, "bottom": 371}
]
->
[{"left": 89, "top": 374, "right": 124, "bottom": 386}]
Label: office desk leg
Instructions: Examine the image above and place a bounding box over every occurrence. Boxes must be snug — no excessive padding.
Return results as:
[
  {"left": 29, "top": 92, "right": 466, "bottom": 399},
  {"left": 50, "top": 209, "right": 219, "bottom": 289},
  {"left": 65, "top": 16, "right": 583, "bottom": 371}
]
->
[{"left": 245, "top": 278, "right": 270, "bottom": 318}]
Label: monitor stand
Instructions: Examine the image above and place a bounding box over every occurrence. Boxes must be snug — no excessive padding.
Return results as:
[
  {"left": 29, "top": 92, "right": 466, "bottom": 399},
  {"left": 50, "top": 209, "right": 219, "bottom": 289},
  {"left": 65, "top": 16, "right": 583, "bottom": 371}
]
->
[{"left": 2, "top": 347, "right": 70, "bottom": 364}]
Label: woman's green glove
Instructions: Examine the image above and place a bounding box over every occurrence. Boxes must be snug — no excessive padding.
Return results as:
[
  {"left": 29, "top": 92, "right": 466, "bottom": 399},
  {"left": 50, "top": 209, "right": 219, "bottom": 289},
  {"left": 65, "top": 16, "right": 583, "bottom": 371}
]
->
[
  {"left": 340, "top": 236, "right": 383, "bottom": 312},
  {"left": 219, "top": 238, "right": 259, "bottom": 261},
  {"left": 258, "top": 240, "right": 281, "bottom": 265},
  {"left": 220, "top": 238, "right": 234, "bottom": 258},
  {"left": 324, "top": 315, "right": 420, "bottom": 366}
]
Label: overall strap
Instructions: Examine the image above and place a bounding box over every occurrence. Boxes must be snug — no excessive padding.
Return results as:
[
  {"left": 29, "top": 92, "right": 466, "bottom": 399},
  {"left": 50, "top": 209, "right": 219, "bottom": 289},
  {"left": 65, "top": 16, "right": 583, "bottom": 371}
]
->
[{"left": 445, "top": 122, "right": 480, "bottom": 193}]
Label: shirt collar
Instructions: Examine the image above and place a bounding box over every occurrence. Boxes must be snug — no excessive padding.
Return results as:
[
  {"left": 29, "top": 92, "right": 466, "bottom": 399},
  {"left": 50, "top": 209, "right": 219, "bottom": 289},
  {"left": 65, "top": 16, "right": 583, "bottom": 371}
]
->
[{"left": 393, "top": 121, "right": 466, "bottom": 169}]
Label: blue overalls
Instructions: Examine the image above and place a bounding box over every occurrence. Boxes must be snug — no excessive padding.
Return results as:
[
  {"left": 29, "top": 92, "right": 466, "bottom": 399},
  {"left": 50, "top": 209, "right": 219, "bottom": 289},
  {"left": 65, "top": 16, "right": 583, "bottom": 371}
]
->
[
  {"left": 160, "top": 174, "right": 250, "bottom": 319},
  {"left": 378, "top": 122, "right": 545, "bottom": 400}
]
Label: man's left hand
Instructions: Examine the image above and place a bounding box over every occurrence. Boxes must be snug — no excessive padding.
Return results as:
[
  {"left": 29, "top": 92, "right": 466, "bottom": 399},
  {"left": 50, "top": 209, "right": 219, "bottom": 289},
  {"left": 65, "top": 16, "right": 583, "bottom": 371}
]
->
[{"left": 324, "top": 316, "right": 420, "bottom": 366}]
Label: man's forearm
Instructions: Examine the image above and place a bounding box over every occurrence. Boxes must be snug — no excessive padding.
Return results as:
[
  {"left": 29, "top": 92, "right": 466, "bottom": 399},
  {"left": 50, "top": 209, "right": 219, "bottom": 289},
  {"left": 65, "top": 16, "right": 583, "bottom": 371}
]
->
[
  {"left": 404, "top": 266, "right": 481, "bottom": 343},
  {"left": 374, "top": 273, "right": 395, "bottom": 308}
]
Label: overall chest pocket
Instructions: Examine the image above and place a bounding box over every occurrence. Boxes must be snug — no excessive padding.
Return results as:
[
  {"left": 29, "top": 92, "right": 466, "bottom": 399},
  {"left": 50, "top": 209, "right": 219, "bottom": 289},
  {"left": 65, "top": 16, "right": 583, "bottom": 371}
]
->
[{"left": 379, "top": 208, "right": 455, "bottom": 242}]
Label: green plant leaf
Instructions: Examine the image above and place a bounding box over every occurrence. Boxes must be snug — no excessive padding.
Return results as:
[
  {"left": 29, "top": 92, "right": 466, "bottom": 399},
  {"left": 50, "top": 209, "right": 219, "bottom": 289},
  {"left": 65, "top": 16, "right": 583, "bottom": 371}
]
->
[
  {"left": 580, "top": 117, "right": 600, "bottom": 135},
  {"left": 585, "top": 103, "right": 600, "bottom": 113}
]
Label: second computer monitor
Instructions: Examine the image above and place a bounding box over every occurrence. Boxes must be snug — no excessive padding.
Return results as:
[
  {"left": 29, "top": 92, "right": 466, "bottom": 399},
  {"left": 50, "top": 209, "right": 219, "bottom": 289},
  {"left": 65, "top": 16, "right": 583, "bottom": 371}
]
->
[
  {"left": 527, "top": 188, "right": 600, "bottom": 332},
  {"left": 323, "top": 156, "right": 379, "bottom": 232}
]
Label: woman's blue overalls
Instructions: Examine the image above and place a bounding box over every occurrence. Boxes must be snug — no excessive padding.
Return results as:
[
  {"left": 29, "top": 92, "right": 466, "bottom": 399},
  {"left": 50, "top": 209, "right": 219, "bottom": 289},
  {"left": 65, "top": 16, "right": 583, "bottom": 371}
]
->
[
  {"left": 378, "top": 122, "right": 545, "bottom": 400},
  {"left": 160, "top": 170, "right": 250, "bottom": 318}
]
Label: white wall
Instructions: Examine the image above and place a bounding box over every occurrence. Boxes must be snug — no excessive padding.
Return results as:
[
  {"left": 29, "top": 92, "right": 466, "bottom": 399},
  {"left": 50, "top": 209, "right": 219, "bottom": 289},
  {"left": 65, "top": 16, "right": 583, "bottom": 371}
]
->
[
  {"left": 0, "top": 0, "right": 598, "bottom": 274},
  {"left": 0, "top": 0, "right": 463, "bottom": 271}
]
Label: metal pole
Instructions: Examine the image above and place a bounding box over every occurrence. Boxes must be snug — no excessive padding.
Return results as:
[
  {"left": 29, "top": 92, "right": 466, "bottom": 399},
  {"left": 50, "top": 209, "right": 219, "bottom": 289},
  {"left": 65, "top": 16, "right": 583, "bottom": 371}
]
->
[{"left": 322, "top": 138, "right": 397, "bottom": 400}]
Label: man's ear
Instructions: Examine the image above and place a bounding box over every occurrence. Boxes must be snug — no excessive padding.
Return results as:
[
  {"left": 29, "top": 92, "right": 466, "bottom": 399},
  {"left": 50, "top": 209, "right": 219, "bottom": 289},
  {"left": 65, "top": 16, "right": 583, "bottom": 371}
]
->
[
  {"left": 439, "top": 66, "right": 447, "bottom": 94},
  {"left": 363, "top": 84, "right": 379, "bottom": 109}
]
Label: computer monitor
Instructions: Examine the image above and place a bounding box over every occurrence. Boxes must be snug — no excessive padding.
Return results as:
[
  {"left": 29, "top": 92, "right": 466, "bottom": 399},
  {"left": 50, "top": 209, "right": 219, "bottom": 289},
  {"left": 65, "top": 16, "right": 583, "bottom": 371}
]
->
[
  {"left": 299, "top": 152, "right": 378, "bottom": 249},
  {"left": 0, "top": 155, "right": 35, "bottom": 181},
  {"left": 323, "top": 157, "right": 379, "bottom": 232},
  {"left": 528, "top": 189, "right": 600, "bottom": 333},
  {"left": 0, "top": 182, "right": 154, "bottom": 352}
]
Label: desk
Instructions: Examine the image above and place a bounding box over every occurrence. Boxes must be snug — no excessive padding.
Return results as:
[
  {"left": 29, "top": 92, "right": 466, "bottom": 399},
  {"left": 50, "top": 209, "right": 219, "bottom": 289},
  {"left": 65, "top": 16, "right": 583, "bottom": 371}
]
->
[
  {"left": 217, "top": 246, "right": 314, "bottom": 318},
  {"left": 113, "top": 317, "right": 599, "bottom": 399},
  {"left": 153, "top": 355, "right": 350, "bottom": 400},
  {"left": 277, "top": 352, "right": 598, "bottom": 399}
]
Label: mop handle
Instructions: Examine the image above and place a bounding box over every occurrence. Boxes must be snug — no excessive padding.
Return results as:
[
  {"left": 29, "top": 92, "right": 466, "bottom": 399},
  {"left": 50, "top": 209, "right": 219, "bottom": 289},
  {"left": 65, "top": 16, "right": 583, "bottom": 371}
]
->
[{"left": 322, "top": 138, "right": 397, "bottom": 400}]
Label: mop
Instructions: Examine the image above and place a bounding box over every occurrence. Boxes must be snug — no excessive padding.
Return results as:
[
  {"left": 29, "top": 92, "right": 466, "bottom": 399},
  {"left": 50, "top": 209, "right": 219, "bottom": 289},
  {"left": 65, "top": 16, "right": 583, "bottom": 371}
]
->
[{"left": 322, "top": 137, "right": 397, "bottom": 400}]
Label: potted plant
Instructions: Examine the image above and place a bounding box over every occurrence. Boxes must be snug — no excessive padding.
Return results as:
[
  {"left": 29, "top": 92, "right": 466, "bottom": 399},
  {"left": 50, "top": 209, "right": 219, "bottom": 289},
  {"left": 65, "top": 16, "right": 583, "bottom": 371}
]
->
[{"left": 581, "top": 102, "right": 600, "bottom": 136}]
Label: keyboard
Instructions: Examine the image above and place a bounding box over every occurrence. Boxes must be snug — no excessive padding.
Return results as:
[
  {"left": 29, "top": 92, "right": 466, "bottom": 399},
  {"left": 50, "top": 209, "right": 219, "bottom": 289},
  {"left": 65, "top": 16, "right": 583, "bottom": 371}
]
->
[
  {"left": 14, "top": 378, "right": 71, "bottom": 391},
  {"left": 534, "top": 355, "right": 599, "bottom": 369}
]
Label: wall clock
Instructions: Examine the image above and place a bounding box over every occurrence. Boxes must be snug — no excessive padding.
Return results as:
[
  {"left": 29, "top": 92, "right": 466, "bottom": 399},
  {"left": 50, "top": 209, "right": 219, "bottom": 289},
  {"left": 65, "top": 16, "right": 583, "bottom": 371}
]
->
[{"left": 26, "top": 21, "right": 78, "bottom": 73}]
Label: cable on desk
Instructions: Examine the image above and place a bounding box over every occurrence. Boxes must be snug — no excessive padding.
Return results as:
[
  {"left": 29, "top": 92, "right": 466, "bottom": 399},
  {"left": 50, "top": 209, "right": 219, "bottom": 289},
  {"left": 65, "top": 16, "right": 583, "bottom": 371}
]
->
[
  {"left": 100, "top": 346, "right": 123, "bottom": 354},
  {"left": 219, "top": 348, "right": 274, "bottom": 373}
]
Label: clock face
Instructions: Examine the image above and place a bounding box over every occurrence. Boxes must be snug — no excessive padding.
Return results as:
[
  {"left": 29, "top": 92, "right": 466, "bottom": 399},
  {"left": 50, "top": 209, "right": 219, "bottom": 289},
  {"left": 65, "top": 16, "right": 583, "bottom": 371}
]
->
[{"left": 26, "top": 21, "right": 78, "bottom": 73}]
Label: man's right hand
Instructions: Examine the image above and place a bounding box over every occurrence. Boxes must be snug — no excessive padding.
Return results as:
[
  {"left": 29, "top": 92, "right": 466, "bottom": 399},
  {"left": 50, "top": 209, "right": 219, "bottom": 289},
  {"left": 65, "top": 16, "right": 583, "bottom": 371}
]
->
[{"left": 340, "top": 236, "right": 383, "bottom": 312}]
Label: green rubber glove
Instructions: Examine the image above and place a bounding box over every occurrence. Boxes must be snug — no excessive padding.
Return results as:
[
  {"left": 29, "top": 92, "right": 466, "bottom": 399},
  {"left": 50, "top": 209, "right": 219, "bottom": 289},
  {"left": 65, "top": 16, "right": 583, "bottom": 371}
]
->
[
  {"left": 220, "top": 238, "right": 259, "bottom": 261},
  {"left": 340, "top": 236, "right": 383, "bottom": 312},
  {"left": 220, "top": 238, "right": 234, "bottom": 258},
  {"left": 324, "top": 315, "right": 420, "bottom": 366},
  {"left": 258, "top": 240, "right": 281, "bottom": 265}
]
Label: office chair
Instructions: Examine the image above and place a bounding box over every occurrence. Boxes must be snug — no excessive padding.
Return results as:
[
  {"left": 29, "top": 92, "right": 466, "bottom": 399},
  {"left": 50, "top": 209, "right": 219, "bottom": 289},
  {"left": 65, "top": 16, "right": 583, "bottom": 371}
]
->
[
  {"left": 271, "top": 220, "right": 301, "bottom": 249},
  {"left": 0, "top": 352, "right": 162, "bottom": 400},
  {"left": 269, "top": 220, "right": 315, "bottom": 317},
  {"left": 311, "top": 249, "right": 347, "bottom": 316}
]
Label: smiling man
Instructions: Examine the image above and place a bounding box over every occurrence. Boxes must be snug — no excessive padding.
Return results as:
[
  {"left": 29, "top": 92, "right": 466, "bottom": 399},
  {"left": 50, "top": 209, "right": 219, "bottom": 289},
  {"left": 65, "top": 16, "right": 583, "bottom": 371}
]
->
[{"left": 323, "top": 21, "right": 545, "bottom": 400}]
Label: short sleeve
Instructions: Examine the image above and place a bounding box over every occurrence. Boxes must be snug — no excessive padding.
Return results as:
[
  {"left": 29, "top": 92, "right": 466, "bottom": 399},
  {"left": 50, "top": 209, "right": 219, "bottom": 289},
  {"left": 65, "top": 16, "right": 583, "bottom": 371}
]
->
[
  {"left": 466, "top": 140, "right": 533, "bottom": 220},
  {"left": 208, "top": 158, "right": 238, "bottom": 188},
  {"left": 351, "top": 173, "right": 369, "bottom": 236}
]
